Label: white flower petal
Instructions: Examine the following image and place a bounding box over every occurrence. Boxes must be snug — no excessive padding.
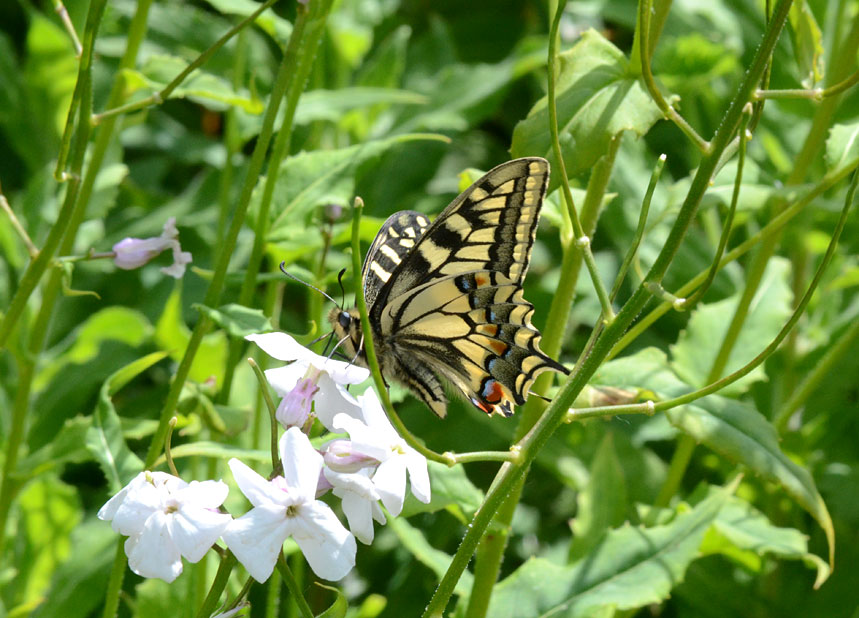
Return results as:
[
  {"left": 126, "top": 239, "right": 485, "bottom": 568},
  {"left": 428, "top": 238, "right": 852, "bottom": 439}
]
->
[
  {"left": 405, "top": 451, "right": 431, "bottom": 504},
  {"left": 338, "top": 491, "right": 376, "bottom": 544},
  {"left": 109, "top": 480, "right": 163, "bottom": 536},
  {"left": 168, "top": 504, "right": 232, "bottom": 563},
  {"left": 291, "top": 502, "right": 356, "bottom": 581},
  {"left": 372, "top": 458, "right": 407, "bottom": 516},
  {"left": 246, "top": 332, "right": 319, "bottom": 364},
  {"left": 178, "top": 479, "right": 229, "bottom": 509},
  {"left": 313, "top": 375, "right": 363, "bottom": 431},
  {"left": 229, "top": 459, "right": 285, "bottom": 507},
  {"left": 264, "top": 364, "right": 308, "bottom": 397},
  {"left": 358, "top": 388, "right": 399, "bottom": 442},
  {"left": 321, "top": 359, "right": 369, "bottom": 385},
  {"left": 222, "top": 504, "right": 292, "bottom": 582},
  {"left": 125, "top": 511, "right": 183, "bottom": 582},
  {"left": 332, "top": 414, "right": 389, "bottom": 462},
  {"left": 279, "top": 428, "right": 322, "bottom": 499}
]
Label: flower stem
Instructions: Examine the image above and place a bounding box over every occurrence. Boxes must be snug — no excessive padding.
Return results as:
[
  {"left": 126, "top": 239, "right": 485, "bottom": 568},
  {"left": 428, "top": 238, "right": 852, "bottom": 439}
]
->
[
  {"left": 249, "top": 358, "right": 280, "bottom": 467},
  {"left": 195, "top": 551, "right": 238, "bottom": 618},
  {"left": 276, "top": 553, "right": 314, "bottom": 618},
  {"left": 101, "top": 539, "right": 127, "bottom": 618}
]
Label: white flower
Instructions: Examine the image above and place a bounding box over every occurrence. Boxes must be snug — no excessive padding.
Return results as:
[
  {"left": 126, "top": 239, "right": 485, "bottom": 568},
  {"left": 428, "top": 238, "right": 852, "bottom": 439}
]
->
[
  {"left": 98, "top": 471, "right": 231, "bottom": 582},
  {"left": 324, "top": 467, "right": 386, "bottom": 544},
  {"left": 222, "top": 427, "right": 356, "bottom": 582},
  {"left": 321, "top": 438, "right": 379, "bottom": 473},
  {"left": 113, "top": 216, "right": 192, "bottom": 278},
  {"left": 246, "top": 332, "right": 369, "bottom": 431},
  {"left": 333, "top": 388, "right": 430, "bottom": 517}
]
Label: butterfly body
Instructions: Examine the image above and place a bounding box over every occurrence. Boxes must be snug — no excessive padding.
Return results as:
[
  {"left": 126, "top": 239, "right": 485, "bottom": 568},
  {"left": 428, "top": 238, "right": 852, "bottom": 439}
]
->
[{"left": 330, "top": 157, "right": 567, "bottom": 418}]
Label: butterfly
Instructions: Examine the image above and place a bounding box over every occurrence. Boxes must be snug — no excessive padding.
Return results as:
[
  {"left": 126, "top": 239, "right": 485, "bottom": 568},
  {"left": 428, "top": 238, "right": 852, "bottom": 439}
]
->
[{"left": 329, "top": 157, "right": 567, "bottom": 418}]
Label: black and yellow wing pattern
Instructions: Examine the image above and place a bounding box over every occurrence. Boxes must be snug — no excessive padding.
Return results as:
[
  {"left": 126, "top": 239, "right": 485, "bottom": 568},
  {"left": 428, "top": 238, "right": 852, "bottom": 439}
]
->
[{"left": 330, "top": 157, "right": 567, "bottom": 418}]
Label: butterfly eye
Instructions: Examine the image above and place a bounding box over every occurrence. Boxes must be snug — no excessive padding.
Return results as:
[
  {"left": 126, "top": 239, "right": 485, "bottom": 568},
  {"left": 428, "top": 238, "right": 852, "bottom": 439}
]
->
[{"left": 338, "top": 311, "right": 352, "bottom": 329}]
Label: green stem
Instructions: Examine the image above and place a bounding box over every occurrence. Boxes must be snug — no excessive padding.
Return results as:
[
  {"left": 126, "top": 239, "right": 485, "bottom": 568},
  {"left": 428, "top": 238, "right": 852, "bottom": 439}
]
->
[
  {"left": 774, "top": 317, "right": 859, "bottom": 432},
  {"left": 101, "top": 538, "right": 127, "bottom": 618},
  {"left": 0, "top": 358, "right": 34, "bottom": 556},
  {"left": 636, "top": 0, "right": 708, "bottom": 151},
  {"left": 0, "top": 0, "right": 108, "bottom": 349},
  {"left": 91, "top": 0, "right": 279, "bottom": 125},
  {"left": 348, "top": 199, "right": 448, "bottom": 465},
  {"left": 195, "top": 551, "right": 238, "bottom": 618},
  {"left": 276, "top": 553, "right": 314, "bottom": 618},
  {"left": 547, "top": 0, "right": 615, "bottom": 324},
  {"left": 609, "top": 157, "right": 858, "bottom": 359},
  {"left": 249, "top": 358, "right": 280, "bottom": 467},
  {"left": 221, "top": 0, "right": 332, "bottom": 404},
  {"left": 145, "top": 1, "right": 322, "bottom": 468},
  {"left": 423, "top": 3, "right": 792, "bottom": 614}
]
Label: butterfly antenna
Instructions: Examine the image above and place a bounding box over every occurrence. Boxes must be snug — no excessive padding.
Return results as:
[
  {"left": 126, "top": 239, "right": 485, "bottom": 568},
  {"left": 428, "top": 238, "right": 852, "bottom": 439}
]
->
[
  {"left": 279, "top": 262, "right": 341, "bottom": 309},
  {"left": 527, "top": 391, "right": 554, "bottom": 403},
  {"left": 337, "top": 268, "right": 348, "bottom": 308},
  {"left": 328, "top": 334, "right": 351, "bottom": 361},
  {"left": 348, "top": 334, "right": 365, "bottom": 368}
]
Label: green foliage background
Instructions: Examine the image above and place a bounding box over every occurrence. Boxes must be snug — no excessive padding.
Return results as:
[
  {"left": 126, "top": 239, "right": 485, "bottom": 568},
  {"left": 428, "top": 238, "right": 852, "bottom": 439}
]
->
[{"left": 1, "top": 0, "right": 858, "bottom": 616}]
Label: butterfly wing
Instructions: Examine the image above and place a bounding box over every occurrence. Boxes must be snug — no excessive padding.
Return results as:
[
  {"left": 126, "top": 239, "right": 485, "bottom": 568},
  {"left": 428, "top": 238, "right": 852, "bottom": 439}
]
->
[
  {"left": 365, "top": 157, "right": 565, "bottom": 417},
  {"left": 361, "top": 211, "right": 431, "bottom": 308}
]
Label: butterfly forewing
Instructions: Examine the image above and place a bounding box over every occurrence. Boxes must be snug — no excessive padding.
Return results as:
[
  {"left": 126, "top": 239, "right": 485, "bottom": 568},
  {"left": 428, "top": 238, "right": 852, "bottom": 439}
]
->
[
  {"left": 361, "top": 211, "right": 431, "bottom": 308},
  {"left": 370, "top": 158, "right": 550, "bottom": 322}
]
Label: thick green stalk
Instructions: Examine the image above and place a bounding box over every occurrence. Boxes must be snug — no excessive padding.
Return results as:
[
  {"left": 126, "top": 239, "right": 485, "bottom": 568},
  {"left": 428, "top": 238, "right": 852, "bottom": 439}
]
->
[
  {"left": 423, "top": 3, "right": 792, "bottom": 614},
  {"left": 145, "top": 1, "right": 323, "bottom": 468},
  {"left": 101, "top": 539, "right": 127, "bottom": 618},
  {"left": 221, "top": 0, "right": 332, "bottom": 405},
  {"left": 277, "top": 554, "right": 314, "bottom": 618},
  {"left": 195, "top": 552, "right": 238, "bottom": 618}
]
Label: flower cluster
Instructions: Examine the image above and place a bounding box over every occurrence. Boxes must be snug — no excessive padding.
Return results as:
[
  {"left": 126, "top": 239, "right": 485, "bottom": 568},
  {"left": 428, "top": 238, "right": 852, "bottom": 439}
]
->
[{"left": 98, "top": 332, "right": 431, "bottom": 585}]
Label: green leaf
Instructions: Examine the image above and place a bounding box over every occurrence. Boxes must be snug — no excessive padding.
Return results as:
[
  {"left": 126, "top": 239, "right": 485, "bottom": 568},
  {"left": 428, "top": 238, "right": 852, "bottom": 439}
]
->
[
  {"left": 16, "top": 416, "right": 93, "bottom": 478},
  {"left": 788, "top": 1, "right": 825, "bottom": 88},
  {"left": 825, "top": 121, "right": 859, "bottom": 174},
  {"left": 87, "top": 353, "right": 167, "bottom": 492},
  {"left": 401, "top": 461, "right": 484, "bottom": 521},
  {"left": 16, "top": 476, "right": 81, "bottom": 607},
  {"left": 294, "top": 87, "right": 427, "bottom": 125},
  {"left": 262, "top": 133, "right": 449, "bottom": 241},
  {"left": 387, "top": 516, "right": 474, "bottom": 599},
  {"left": 511, "top": 29, "right": 665, "bottom": 184},
  {"left": 122, "top": 55, "right": 263, "bottom": 113},
  {"left": 569, "top": 432, "right": 628, "bottom": 560},
  {"left": 670, "top": 257, "right": 793, "bottom": 394},
  {"left": 594, "top": 348, "right": 835, "bottom": 569},
  {"left": 487, "top": 480, "right": 735, "bottom": 617},
  {"left": 155, "top": 288, "right": 227, "bottom": 383},
  {"left": 201, "top": 0, "right": 293, "bottom": 45},
  {"left": 700, "top": 492, "right": 830, "bottom": 588},
  {"left": 316, "top": 583, "right": 348, "bottom": 618},
  {"left": 31, "top": 518, "right": 117, "bottom": 618},
  {"left": 195, "top": 303, "right": 272, "bottom": 338},
  {"left": 155, "top": 440, "right": 269, "bottom": 467}
]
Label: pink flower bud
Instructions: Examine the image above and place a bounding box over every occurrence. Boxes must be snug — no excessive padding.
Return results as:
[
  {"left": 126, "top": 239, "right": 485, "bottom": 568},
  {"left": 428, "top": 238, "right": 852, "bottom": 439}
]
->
[{"left": 321, "top": 438, "right": 379, "bottom": 473}]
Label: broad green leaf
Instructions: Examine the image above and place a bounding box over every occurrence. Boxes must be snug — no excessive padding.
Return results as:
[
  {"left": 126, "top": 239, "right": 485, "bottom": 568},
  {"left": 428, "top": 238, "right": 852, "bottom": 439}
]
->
[
  {"left": 594, "top": 348, "right": 835, "bottom": 568},
  {"left": 31, "top": 519, "right": 116, "bottom": 618},
  {"left": 201, "top": 0, "right": 293, "bottom": 44},
  {"left": 294, "top": 88, "right": 427, "bottom": 125},
  {"left": 262, "top": 133, "right": 449, "bottom": 241},
  {"left": 788, "top": 1, "right": 825, "bottom": 88},
  {"left": 569, "top": 432, "right": 628, "bottom": 560},
  {"left": 122, "top": 55, "right": 263, "bottom": 113},
  {"left": 511, "top": 29, "right": 664, "bottom": 184},
  {"left": 16, "top": 477, "right": 80, "bottom": 606},
  {"left": 401, "top": 461, "right": 484, "bottom": 521},
  {"left": 825, "top": 121, "right": 859, "bottom": 174},
  {"left": 701, "top": 492, "right": 830, "bottom": 587},
  {"left": 87, "top": 353, "right": 167, "bottom": 491},
  {"left": 487, "top": 481, "right": 734, "bottom": 617},
  {"left": 670, "top": 257, "right": 793, "bottom": 394},
  {"left": 316, "top": 583, "right": 348, "bottom": 618},
  {"left": 155, "top": 288, "right": 228, "bottom": 383},
  {"left": 195, "top": 303, "right": 272, "bottom": 338},
  {"left": 16, "top": 416, "right": 92, "bottom": 478},
  {"left": 386, "top": 516, "right": 474, "bottom": 598}
]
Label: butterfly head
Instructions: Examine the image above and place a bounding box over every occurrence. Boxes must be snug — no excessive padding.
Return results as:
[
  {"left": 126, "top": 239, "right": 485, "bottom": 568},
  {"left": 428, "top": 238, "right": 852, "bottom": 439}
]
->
[{"left": 328, "top": 306, "right": 365, "bottom": 364}]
